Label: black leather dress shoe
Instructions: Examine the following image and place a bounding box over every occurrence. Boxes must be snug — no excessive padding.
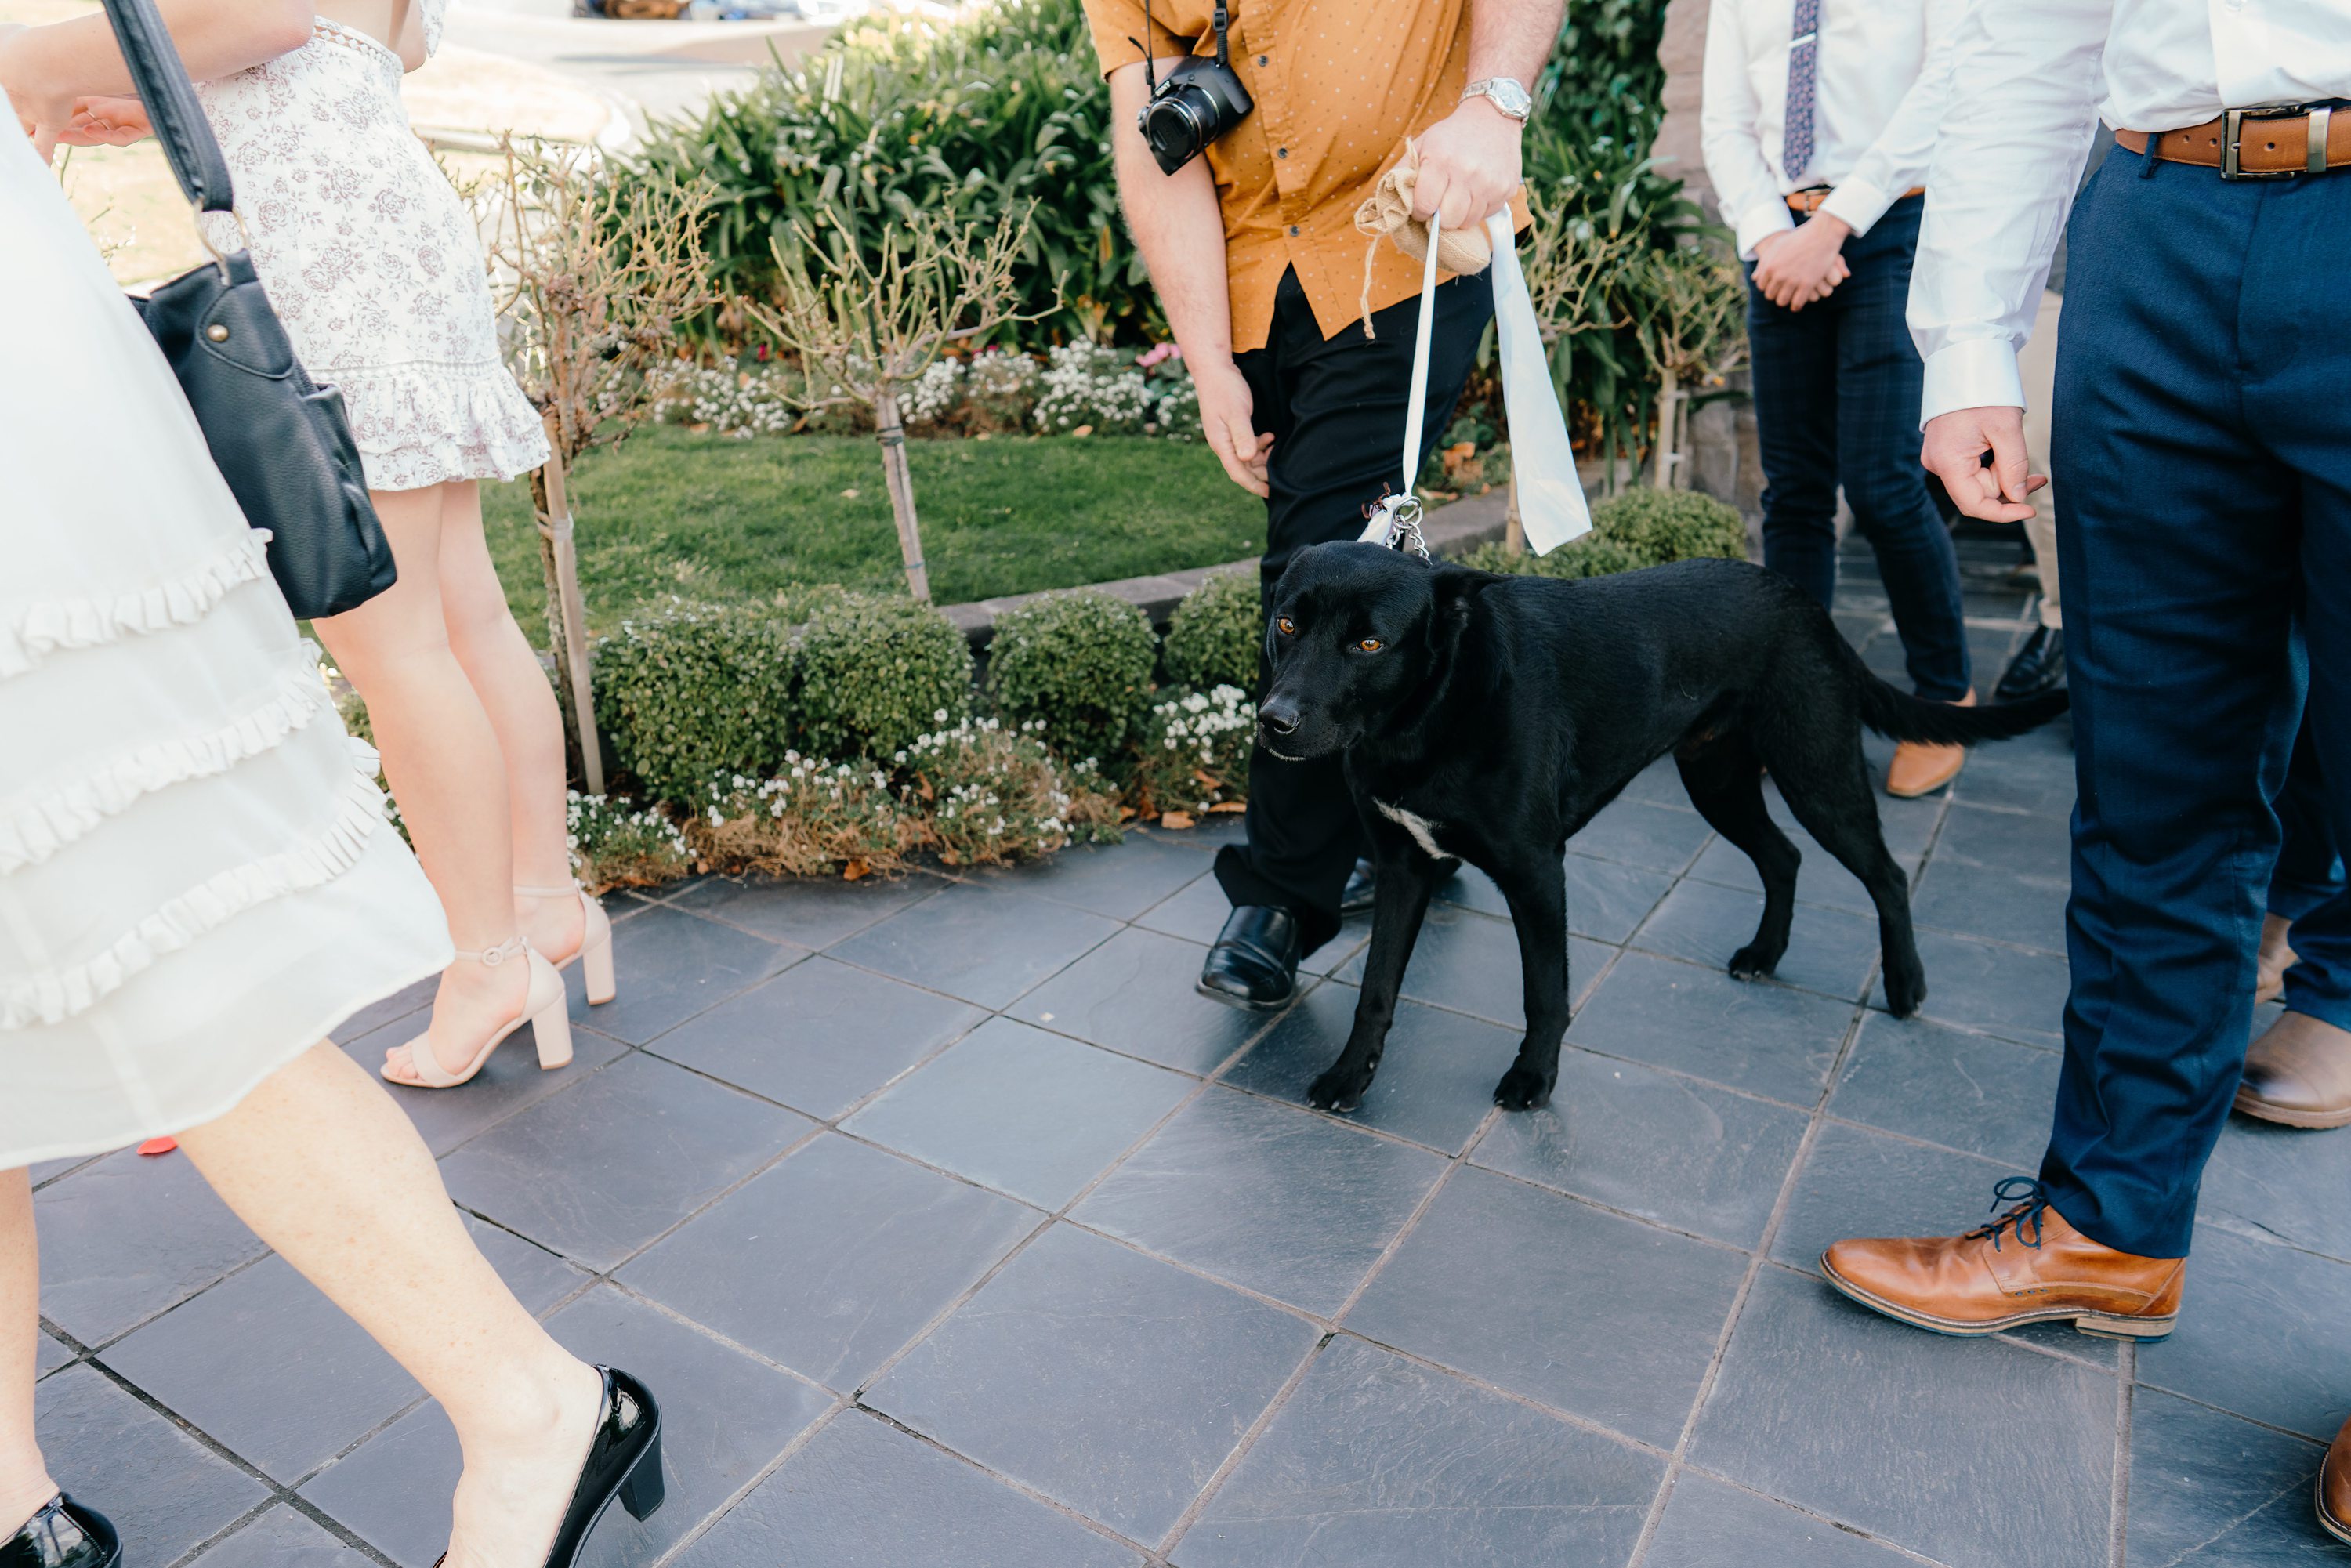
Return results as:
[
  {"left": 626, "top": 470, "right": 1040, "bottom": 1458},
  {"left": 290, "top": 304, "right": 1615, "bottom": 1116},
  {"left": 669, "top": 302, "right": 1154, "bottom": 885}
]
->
[
  {"left": 2, "top": 1496, "right": 118, "bottom": 1568},
  {"left": 1198, "top": 906, "right": 1302, "bottom": 1010},
  {"left": 1994, "top": 625, "right": 2065, "bottom": 702},
  {"left": 1339, "top": 858, "right": 1461, "bottom": 917}
]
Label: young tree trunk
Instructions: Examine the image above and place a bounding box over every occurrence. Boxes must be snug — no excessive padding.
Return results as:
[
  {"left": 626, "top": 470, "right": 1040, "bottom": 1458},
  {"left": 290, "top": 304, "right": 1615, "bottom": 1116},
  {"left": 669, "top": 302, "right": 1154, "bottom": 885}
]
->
[
  {"left": 534, "top": 415, "right": 607, "bottom": 795},
  {"left": 1652, "top": 366, "right": 1680, "bottom": 491},
  {"left": 1503, "top": 476, "right": 1524, "bottom": 556},
  {"left": 874, "top": 388, "right": 930, "bottom": 602}
]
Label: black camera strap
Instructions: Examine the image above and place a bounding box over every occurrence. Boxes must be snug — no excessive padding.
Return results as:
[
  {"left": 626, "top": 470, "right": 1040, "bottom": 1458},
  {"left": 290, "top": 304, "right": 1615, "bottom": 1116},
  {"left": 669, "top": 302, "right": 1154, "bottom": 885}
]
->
[{"left": 1135, "top": 0, "right": 1234, "bottom": 88}]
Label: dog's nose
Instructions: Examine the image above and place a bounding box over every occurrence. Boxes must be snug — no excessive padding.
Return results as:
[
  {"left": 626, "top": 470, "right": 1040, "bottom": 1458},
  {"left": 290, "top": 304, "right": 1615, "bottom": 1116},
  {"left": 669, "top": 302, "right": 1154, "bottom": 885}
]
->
[{"left": 1259, "top": 697, "right": 1301, "bottom": 737}]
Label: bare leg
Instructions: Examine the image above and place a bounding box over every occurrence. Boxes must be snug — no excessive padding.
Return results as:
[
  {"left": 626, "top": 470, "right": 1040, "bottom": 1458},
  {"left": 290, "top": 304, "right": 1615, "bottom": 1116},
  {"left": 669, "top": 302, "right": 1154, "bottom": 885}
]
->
[
  {"left": 315, "top": 485, "right": 528, "bottom": 1078},
  {"left": 436, "top": 482, "right": 583, "bottom": 963},
  {"left": 0, "top": 1169, "right": 58, "bottom": 1537},
  {"left": 175, "top": 1044, "right": 602, "bottom": 1567}
]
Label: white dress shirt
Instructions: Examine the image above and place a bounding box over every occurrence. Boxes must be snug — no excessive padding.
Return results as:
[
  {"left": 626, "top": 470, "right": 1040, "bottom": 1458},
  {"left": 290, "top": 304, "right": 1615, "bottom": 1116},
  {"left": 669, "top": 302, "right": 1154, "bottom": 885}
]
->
[
  {"left": 1700, "top": 0, "right": 1969, "bottom": 260},
  {"left": 1911, "top": 0, "right": 2351, "bottom": 422}
]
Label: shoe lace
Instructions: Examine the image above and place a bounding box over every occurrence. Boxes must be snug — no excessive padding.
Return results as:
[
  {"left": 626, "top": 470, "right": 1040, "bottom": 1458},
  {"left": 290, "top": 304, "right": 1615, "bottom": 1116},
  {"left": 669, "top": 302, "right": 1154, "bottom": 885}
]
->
[{"left": 1962, "top": 1176, "right": 2051, "bottom": 1252}]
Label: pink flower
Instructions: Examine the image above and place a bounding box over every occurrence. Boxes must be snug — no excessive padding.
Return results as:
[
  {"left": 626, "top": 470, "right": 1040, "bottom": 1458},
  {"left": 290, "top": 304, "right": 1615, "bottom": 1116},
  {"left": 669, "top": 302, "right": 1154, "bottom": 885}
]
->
[{"left": 1136, "top": 342, "right": 1181, "bottom": 368}]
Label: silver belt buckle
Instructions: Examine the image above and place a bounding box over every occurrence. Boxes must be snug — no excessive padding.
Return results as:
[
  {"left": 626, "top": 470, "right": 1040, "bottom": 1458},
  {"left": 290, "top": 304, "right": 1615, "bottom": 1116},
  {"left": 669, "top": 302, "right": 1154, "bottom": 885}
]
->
[{"left": 2221, "top": 104, "right": 2309, "bottom": 180}]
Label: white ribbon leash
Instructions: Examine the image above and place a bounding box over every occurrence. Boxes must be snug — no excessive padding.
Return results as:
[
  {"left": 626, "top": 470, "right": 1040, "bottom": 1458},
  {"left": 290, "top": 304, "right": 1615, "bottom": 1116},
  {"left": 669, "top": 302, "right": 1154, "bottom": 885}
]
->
[{"left": 1358, "top": 208, "right": 1592, "bottom": 556}]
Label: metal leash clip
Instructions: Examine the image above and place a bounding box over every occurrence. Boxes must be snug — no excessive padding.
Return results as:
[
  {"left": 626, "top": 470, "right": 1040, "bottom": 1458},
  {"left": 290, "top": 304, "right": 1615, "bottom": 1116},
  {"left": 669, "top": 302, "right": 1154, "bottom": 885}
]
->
[{"left": 1360, "top": 490, "right": 1433, "bottom": 563}]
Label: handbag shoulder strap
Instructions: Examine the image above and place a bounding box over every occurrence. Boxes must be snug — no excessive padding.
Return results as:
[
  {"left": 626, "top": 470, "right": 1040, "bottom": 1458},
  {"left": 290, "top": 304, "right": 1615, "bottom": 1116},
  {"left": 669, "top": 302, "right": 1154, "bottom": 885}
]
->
[{"left": 97, "top": 0, "right": 234, "bottom": 214}]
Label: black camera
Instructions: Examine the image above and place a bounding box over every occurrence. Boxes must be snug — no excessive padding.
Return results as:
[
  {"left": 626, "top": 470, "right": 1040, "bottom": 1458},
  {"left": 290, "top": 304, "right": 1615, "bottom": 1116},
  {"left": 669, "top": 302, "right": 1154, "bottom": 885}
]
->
[{"left": 1135, "top": 1, "right": 1253, "bottom": 176}]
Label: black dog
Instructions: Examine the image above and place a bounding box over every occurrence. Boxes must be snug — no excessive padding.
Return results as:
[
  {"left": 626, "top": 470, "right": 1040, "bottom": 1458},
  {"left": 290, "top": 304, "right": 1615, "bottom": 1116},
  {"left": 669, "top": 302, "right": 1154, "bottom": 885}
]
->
[{"left": 1259, "top": 542, "right": 2068, "bottom": 1114}]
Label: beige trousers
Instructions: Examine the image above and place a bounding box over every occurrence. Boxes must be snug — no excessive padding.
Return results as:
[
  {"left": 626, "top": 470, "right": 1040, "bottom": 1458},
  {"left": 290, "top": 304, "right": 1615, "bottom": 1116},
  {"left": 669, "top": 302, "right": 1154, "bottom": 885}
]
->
[{"left": 2016, "top": 288, "right": 2064, "bottom": 630}]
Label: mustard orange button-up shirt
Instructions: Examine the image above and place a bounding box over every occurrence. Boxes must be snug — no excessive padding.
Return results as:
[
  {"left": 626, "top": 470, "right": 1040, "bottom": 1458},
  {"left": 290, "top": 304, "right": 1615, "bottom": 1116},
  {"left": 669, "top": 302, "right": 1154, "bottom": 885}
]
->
[{"left": 1080, "top": 0, "right": 1530, "bottom": 353}]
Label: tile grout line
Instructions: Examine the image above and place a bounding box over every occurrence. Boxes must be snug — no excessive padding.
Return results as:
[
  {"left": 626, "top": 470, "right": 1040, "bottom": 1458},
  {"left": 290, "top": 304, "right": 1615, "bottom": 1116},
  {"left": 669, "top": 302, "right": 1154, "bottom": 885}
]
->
[{"left": 2110, "top": 1339, "right": 2136, "bottom": 1567}]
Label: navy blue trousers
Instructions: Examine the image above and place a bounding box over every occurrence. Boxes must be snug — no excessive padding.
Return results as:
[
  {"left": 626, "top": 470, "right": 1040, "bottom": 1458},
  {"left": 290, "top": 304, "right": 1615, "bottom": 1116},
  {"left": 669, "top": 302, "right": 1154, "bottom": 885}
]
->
[
  {"left": 1746, "top": 196, "right": 1971, "bottom": 701},
  {"left": 2041, "top": 146, "right": 2351, "bottom": 1258},
  {"left": 2271, "top": 695, "right": 2344, "bottom": 922}
]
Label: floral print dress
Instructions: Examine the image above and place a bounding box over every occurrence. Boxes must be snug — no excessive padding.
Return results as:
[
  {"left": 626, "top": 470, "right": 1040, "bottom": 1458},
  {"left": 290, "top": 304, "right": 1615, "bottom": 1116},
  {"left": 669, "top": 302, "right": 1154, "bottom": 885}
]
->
[{"left": 196, "top": 2, "right": 549, "bottom": 492}]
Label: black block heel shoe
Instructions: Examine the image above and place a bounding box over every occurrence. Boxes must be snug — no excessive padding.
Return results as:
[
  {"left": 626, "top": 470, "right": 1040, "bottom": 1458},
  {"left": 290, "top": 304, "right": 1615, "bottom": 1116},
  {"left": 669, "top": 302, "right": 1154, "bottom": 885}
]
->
[
  {"left": 2, "top": 1495, "right": 119, "bottom": 1568},
  {"left": 435, "top": 1366, "right": 663, "bottom": 1568}
]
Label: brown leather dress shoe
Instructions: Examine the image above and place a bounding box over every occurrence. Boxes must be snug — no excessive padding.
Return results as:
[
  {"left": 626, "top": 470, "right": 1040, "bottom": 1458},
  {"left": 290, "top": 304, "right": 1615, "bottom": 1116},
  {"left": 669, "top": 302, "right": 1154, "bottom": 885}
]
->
[
  {"left": 1885, "top": 690, "right": 1976, "bottom": 799},
  {"left": 1821, "top": 1179, "right": 2183, "bottom": 1341},
  {"left": 2320, "top": 1414, "right": 2351, "bottom": 1545},
  {"left": 2236, "top": 1010, "right": 2351, "bottom": 1128}
]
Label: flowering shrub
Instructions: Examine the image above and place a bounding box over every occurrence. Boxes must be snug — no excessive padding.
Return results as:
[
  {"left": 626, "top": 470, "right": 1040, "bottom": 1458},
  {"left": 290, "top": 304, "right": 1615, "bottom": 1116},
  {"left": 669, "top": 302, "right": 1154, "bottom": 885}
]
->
[
  {"left": 1458, "top": 486, "right": 1747, "bottom": 581},
  {"left": 648, "top": 361, "right": 798, "bottom": 436},
  {"left": 689, "top": 757, "right": 918, "bottom": 878},
  {"left": 1160, "top": 568, "right": 1261, "bottom": 693},
  {"left": 906, "top": 357, "right": 965, "bottom": 427},
  {"left": 568, "top": 791, "right": 694, "bottom": 889},
  {"left": 793, "top": 594, "right": 974, "bottom": 761},
  {"left": 984, "top": 589, "right": 1158, "bottom": 772},
  {"left": 1133, "top": 684, "right": 1255, "bottom": 817},
  {"left": 898, "top": 717, "right": 1122, "bottom": 866},
  {"left": 1031, "top": 342, "right": 1155, "bottom": 434},
  {"left": 963, "top": 346, "right": 1041, "bottom": 432},
  {"left": 592, "top": 601, "right": 798, "bottom": 806}
]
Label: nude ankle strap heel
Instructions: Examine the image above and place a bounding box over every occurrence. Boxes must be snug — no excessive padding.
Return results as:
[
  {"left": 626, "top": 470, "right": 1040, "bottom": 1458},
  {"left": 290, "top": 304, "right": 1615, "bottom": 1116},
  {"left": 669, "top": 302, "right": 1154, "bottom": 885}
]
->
[
  {"left": 518, "top": 881, "right": 616, "bottom": 1007},
  {"left": 385, "top": 937, "right": 572, "bottom": 1088}
]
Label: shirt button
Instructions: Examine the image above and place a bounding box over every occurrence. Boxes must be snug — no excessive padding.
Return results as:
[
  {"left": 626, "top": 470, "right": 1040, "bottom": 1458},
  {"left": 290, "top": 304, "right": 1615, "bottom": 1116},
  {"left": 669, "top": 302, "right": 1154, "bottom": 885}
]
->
[
  {"left": 1277, "top": 147, "right": 1288, "bottom": 158},
  {"left": 1288, "top": 225, "right": 1300, "bottom": 236},
  {"left": 1257, "top": 53, "right": 1268, "bottom": 64}
]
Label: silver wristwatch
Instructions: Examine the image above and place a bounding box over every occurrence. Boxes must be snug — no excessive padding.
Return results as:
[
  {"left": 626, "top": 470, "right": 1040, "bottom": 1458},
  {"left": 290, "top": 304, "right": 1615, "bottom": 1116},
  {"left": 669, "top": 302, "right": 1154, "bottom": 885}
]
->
[{"left": 1461, "top": 77, "right": 1533, "bottom": 121}]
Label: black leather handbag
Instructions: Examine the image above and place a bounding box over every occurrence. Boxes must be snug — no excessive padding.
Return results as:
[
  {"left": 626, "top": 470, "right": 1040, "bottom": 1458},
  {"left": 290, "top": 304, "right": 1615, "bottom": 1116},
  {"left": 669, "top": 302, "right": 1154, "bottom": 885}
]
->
[{"left": 101, "top": 0, "right": 397, "bottom": 620}]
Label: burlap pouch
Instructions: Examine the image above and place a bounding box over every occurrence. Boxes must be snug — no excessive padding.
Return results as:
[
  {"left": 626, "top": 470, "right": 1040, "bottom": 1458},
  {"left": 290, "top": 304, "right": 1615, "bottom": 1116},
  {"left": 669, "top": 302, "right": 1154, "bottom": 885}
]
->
[{"left": 1352, "top": 139, "right": 1494, "bottom": 336}]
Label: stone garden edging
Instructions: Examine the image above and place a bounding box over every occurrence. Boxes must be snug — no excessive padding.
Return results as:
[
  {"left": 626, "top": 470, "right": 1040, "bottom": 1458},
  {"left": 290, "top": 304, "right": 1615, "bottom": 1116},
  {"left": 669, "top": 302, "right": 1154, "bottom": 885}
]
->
[{"left": 937, "top": 487, "right": 1513, "bottom": 650}]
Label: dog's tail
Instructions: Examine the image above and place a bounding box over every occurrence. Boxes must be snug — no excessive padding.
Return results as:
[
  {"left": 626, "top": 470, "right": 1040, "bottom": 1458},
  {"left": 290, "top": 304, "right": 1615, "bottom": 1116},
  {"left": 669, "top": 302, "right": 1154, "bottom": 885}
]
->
[{"left": 1839, "top": 639, "right": 2070, "bottom": 745}]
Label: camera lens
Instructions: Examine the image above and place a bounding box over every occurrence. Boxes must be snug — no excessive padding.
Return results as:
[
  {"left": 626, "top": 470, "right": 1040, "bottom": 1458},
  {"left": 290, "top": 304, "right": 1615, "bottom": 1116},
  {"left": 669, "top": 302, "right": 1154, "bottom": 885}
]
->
[{"left": 1144, "top": 90, "right": 1214, "bottom": 172}]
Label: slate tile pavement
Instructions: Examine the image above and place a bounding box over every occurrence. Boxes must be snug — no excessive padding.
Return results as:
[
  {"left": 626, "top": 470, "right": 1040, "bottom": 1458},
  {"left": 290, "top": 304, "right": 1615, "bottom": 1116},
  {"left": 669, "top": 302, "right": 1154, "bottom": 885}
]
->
[{"left": 27, "top": 536, "right": 2348, "bottom": 1566}]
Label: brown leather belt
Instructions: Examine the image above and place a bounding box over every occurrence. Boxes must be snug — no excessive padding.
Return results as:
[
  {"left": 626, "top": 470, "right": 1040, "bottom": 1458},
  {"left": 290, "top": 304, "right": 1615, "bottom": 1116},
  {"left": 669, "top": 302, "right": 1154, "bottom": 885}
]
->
[
  {"left": 2117, "top": 105, "right": 2349, "bottom": 179},
  {"left": 1785, "top": 185, "right": 1926, "bottom": 214}
]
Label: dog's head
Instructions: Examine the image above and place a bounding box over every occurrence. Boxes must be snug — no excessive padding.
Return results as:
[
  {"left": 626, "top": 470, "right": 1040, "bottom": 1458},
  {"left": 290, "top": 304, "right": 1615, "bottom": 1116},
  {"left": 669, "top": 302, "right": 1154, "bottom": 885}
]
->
[{"left": 1257, "top": 541, "right": 1498, "bottom": 760}]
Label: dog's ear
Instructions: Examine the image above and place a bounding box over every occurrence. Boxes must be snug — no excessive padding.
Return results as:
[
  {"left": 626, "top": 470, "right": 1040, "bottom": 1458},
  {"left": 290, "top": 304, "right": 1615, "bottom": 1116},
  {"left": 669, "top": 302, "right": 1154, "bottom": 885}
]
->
[{"left": 1431, "top": 563, "right": 1501, "bottom": 625}]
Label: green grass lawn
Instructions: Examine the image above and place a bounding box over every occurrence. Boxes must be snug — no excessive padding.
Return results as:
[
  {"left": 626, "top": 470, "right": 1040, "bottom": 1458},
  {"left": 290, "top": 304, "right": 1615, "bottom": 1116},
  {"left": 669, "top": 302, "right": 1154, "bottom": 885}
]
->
[{"left": 484, "top": 427, "right": 1265, "bottom": 634}]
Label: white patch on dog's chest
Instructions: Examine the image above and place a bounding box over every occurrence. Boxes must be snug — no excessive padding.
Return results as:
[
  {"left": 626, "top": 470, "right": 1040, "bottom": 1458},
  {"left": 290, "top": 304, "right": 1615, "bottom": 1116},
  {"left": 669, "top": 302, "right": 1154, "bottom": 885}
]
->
[{"left": 1375, "top": 798, "right": 1448, "bottom": 861}]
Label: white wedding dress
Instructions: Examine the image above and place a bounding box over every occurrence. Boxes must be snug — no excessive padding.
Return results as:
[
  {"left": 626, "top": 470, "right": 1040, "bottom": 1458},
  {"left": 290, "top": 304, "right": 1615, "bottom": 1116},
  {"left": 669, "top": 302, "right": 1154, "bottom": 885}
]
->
[
  {"left": 0, "top": 109, "right": 454, "bottom": 1169},
  {"left": 195, "top": 0, "right": 549, "bottom": 491}
]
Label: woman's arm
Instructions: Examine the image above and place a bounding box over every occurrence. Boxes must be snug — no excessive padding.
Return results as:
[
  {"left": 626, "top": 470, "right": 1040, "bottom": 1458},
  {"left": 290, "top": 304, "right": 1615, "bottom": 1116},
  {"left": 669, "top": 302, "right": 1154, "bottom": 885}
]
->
[{"left": 1, "top": 0, "right": 314, "bottom": 158}]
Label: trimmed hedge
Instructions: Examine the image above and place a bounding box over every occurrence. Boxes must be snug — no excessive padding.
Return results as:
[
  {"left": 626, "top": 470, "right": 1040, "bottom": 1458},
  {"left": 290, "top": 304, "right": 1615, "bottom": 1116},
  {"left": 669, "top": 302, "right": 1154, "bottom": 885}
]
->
[
  {"left": 592, "top": 602, "right": 796, "bottom": 806},
  {"left": 984, "top": 589, "right": 1158, "bottom": 768},
  {"left": 1458, "top": 487, "right": 1746, "bottom": 580},
  {"left": 796, "top": 593, "right": 976, "bottom": 761},
  {"left": 1161, "top": 568, "right": 1261, "bottom": 693}
]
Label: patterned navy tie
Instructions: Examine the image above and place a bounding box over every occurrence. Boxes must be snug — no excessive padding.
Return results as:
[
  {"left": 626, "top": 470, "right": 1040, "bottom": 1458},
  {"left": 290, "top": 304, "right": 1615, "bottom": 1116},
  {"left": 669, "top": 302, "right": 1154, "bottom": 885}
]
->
[{"left": 1783, "top": 0, "right": 1820, "bottom": 179}]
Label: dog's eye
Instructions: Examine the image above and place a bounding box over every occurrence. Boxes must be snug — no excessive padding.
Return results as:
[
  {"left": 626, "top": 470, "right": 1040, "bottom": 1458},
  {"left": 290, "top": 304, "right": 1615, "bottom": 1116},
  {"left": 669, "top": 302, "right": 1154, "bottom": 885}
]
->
[
  {"left": 1357, "top": 638, "right": 1384, "bottom": 653},
  {"left": 1276, "top": 617, "right": 1296, "bottom": 636}
]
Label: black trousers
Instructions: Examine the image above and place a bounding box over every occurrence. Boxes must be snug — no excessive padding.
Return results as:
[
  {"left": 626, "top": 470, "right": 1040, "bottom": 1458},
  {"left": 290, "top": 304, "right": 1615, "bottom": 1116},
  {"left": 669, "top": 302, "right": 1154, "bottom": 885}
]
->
[{"left": 1214, "top": 266, "right": 1493, "bottom": 953}]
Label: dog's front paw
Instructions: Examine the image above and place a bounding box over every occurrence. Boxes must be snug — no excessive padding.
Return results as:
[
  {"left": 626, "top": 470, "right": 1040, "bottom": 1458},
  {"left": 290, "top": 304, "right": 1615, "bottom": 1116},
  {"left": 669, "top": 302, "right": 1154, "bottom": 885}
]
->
[
  {"left": 1884, "top": 966, "right": 1928, "bottom": 1019},
  {"left": 1492, "top": 1063, "right": 1553, "bottom": 1111},
  {"left": 1727, "top": 943, "right": 1781, "bottom": 981},
  {"left": 1306, "top": 1067, "right": 1369, "bottom": 1114}
]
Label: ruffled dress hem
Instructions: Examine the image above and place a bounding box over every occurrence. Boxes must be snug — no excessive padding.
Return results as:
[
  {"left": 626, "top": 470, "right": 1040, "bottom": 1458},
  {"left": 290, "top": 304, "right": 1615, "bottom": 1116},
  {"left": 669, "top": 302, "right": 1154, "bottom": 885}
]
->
[
  {"left": 0, "top": 849, "right": 451, "bottom": 1171},
  {"left": 324, "top": 359, "right": 552, "bottom": 492}
]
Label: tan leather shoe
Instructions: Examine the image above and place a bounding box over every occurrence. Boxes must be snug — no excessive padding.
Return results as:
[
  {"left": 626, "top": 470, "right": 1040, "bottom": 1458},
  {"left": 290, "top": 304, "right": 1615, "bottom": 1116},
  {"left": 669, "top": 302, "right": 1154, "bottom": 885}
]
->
[
  {"left": 1885, "top": 690, "right": 1976, "bottom": 798},
  {"left": 2257, "top": 912, "right": 2299, "bottom": 1007},
  {"left": 2235, "top": 1010, "right": 2351, "bottom": 1128},
  {"left": 2320, "top": 1414, "right": 2351, "bottom": 1545},
  {"left": 1821, "top": 1179, "right": 2183, "bottom": 1340}
]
